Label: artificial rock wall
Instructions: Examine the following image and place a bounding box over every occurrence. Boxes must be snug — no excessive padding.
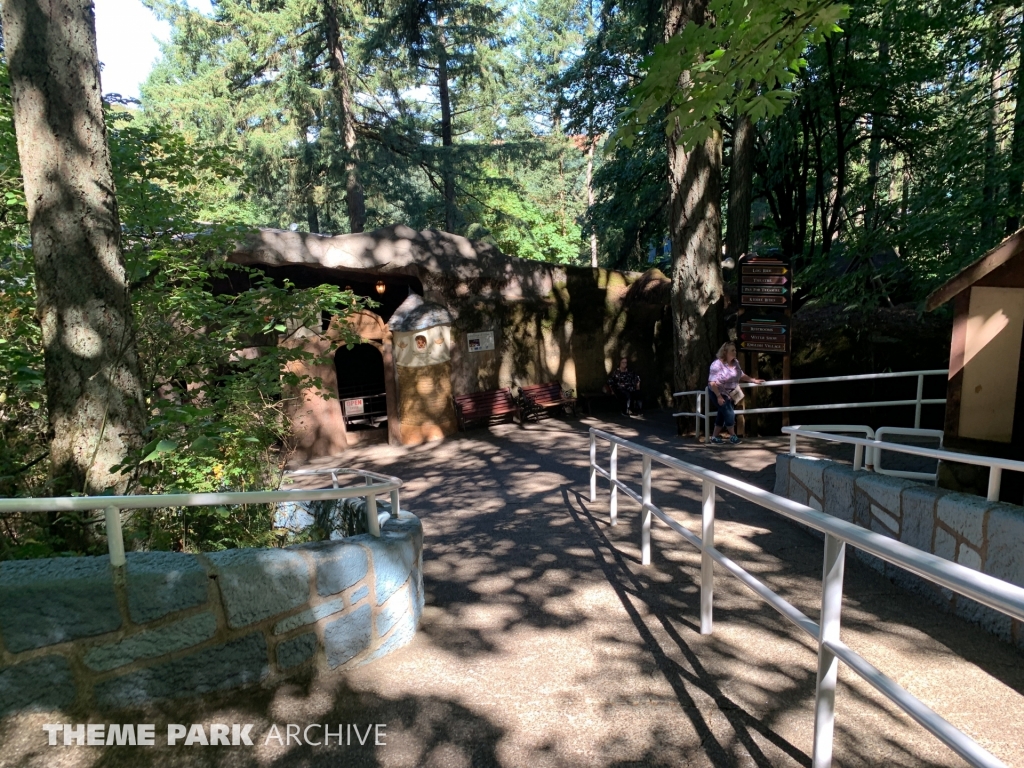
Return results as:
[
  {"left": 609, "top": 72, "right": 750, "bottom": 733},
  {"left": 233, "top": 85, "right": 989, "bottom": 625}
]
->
[
  {"left": 232, "top": 227, "right": 676, "bottom": 407},
  {"left": 775, "top": 455, "right": 1024, "bottom": 649},
  {"left": 0, "top": 513, "right": 423, "bottom": 716}
]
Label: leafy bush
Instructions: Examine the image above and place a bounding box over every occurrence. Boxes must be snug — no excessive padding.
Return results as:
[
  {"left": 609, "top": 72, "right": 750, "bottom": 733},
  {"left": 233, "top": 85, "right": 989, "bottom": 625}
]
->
[{"left": 0, "top": 75, "right": 372, "bottom": 558}]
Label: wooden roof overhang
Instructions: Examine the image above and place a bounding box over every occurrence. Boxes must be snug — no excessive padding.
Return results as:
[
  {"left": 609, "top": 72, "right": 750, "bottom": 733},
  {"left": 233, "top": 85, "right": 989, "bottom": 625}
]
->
[{"left": 926, "top": 227, "right": 1024, "bottom": 311}]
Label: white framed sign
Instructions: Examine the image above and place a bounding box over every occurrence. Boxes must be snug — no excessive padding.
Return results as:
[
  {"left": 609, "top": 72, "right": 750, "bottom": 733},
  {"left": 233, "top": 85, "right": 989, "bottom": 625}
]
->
[
  {"left": 467, "top": 331, "right": 495, "bottom": 353},
  {"left": 344, "top": 398, "right": 365, "bottom": 416}
]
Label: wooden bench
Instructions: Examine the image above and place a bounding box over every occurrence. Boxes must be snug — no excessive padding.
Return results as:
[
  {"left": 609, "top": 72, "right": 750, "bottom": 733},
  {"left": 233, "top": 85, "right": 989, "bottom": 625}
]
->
[
  {"left": 518, "top": 382, "right": 577, "bottom": 421},
  {"left": 453, "top": 388, "right": 521, "bottom": 431}
]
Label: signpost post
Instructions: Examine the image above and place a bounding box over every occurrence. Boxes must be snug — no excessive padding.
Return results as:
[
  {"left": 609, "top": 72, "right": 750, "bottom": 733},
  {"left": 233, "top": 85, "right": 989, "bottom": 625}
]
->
[{"left": 737, "top": 252, "right": 793, "bottom": 428}]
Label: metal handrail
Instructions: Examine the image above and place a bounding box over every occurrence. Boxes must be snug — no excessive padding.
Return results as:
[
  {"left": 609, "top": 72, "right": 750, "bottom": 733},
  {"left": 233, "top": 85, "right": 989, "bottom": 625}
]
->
[
  {"left": 588, "top": 426, "right": 1024, "bottom": 768},
  {"left": 783, "top": 426, "right": 1024, "bottom": 503},
  {"left": 0, "top": 468, "right": 403, "bottom": 567},
  {"left": 672, "top": 369, "right": 948, "bottom": 442}
]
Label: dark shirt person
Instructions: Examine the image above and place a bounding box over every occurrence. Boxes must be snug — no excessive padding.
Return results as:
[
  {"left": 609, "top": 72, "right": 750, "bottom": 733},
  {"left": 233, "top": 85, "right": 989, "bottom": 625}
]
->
[{"left": 608, "top": 357, "right": 642, "bottom": 417}]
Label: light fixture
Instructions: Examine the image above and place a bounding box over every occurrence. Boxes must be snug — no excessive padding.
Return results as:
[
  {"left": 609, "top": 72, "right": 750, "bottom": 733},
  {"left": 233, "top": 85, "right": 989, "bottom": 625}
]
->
[{"left": 375, "top": 281, "right": 386, "bottom": 295}]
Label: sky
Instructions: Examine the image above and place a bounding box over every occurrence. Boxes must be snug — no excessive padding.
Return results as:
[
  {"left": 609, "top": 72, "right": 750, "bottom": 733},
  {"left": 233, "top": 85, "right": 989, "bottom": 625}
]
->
[{"left": 94, "top": 0, "right": 211, "bottom": 99}]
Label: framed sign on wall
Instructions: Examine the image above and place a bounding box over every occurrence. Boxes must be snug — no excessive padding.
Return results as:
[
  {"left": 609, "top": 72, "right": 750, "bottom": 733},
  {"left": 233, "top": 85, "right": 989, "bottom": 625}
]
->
[{"left": 467, "top": 331, "right": 495, "bottom": 353}]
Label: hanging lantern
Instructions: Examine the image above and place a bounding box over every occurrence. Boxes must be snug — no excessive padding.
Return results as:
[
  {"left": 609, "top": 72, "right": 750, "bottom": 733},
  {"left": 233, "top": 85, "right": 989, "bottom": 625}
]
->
[{"left": 375, "top": 281, "right": 386, "bottom": 295}]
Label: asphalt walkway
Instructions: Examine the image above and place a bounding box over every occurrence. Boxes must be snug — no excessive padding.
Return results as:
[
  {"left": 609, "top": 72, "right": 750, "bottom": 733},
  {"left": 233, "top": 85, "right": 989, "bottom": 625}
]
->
[{"left": 3, "top": 412, "right": 1023, "bottom": 768}]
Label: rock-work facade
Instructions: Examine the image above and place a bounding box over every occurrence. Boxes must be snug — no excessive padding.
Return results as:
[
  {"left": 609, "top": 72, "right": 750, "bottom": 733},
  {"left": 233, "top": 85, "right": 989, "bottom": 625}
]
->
[
  {"left": 0, "top": 513, "right": 423, "bottom": 715},
  {"left": 775, "top": 455, "right": 1024, "bottom": 649},
  {"left": 230, "top": 226, "right": 674, "bottom": 456}
]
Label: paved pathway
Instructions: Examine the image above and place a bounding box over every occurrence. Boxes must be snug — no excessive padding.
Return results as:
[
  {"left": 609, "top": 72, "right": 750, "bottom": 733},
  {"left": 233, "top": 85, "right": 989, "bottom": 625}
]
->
[{"left": 3, "top": 413, "right": 1023, "bottom": 768}]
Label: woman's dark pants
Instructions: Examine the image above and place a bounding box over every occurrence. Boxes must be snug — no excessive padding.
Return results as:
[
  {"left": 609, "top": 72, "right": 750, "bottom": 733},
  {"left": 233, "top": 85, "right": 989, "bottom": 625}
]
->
[{"left": 708, "top": 387, "right": 735, "bottom": 429}]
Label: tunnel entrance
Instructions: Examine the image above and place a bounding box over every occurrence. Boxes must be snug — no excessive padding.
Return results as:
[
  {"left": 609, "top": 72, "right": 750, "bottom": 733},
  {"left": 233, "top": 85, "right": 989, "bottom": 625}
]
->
[{"left": 334, "top": 342, "right": 388, "bottom": 432}]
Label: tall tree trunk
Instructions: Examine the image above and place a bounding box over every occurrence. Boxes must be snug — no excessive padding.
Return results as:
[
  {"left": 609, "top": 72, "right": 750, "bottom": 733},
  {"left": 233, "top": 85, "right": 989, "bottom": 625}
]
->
[
  {"left": 437, "top": 42, "right": 458, "bottom": 234},
  {"left": 726, "top": 112, "right": 754, "bottom": 259},
  {"left": 983, "top": 15, "right": 1005, "bottom": 242},
  {"left": 586, "top": 134, "right": 598, "bottom": 267},
  {"left": 866, "top": 35, "right": 890, "bottom": 227},
  {"left": 324, "top": 0, "right": 366, "bottom": 233},
  {"left": 1006, "top": 13, "right": 1024, "bottom": 234},
  {"left": 665, "top": 0, "right": 724, "bottom": 392},
  {"left": 298, "top": 119, "right": 320, "bottom": 234},
  {"left": 2, "top": 0, "right": 145, "bottom": 504}
]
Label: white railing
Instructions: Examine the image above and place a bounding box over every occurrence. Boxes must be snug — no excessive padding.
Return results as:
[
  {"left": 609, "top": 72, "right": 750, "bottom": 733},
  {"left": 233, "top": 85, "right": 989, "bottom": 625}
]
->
[
  {"left": 784, "top": 426, "right": 1023, "bottom": 504},
  {"left": 673, "top": 369, "right": 947, "bottom": 443},
  {"left": 0, "top": 468, "right": 403, "bottom": 567},
  {"left": 588, "top": 427, "right": 1024, "bottom": 768}
]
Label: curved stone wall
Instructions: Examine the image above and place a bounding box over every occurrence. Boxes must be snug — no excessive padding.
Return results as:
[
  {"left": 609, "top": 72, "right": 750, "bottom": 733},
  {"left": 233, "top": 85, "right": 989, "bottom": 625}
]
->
[{"left": 0, "top": 512, "right": 423, "bottom": 715}]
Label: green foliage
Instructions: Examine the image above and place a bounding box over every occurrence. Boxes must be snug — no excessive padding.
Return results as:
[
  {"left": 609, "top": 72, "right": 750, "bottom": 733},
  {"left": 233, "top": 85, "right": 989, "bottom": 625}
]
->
[
  {"left": 610, "top": 0, "right": 849, "bottom": 151},
  {"left": 0, "top": 82, "right": 372, "bottom": 558}
]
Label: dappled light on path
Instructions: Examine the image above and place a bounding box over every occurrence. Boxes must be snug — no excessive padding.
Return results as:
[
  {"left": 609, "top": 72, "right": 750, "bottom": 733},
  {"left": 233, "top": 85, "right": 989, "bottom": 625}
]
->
[{"left": 3, "top": 413, "right": 1022, "bottom": 767}]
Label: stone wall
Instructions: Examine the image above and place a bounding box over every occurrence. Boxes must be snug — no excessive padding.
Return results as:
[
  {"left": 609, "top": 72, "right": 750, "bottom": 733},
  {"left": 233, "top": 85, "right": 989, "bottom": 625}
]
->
[
  {"left": 0, "top": 513, "right": 423, "bottom": 715},
  {"left": 775, "top": 455, "right": 1024, "bottom": 649}
]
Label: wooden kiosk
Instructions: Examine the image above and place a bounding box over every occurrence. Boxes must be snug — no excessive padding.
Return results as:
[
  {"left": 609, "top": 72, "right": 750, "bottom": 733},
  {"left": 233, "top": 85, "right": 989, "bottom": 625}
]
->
[{"left": 926, "top": 229, "right": 1024, "bottom": 502}]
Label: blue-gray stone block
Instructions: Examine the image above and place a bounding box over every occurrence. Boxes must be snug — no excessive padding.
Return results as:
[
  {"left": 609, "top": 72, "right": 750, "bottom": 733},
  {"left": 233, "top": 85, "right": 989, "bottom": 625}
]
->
[
  {"left": 984, "top": 503, "right": 1024, "bottom": 587},
  {"left": 94, "top": 633, "right": 269, "bottom": 707},
  {"left": 822, "top": 464, "right": 858, "bottom": 523},
  {"left": 365, "top": 515, "right": 422, "bottom": 605},
  {"left": 936, "top": 493, "right": 990, "bottom": 548},
  {"left": 900, "top": 485, "right": 944, "bottom": 551},
  {"left": 125, "top": 552, "right": 209, "bottom": 624},
  {"left": 364, "top": 610, "right": 417, "bottom": 664},
  {"left": 273, "top": 598, "right": 344, "bottom": 635},
  {"left": 0, "top": 557, "right": 120, "bottom": 652},
  {"left": 377, "top": 583, "right": 410, "bottom": 637},
  {"left": 0, "top": 656, "right": 76, "bottom": 716},
  {"left": 324, "top": 604, "right": 371, "bottom": 668},
  {"left": 84, "top": 612, "right": 218, "bottom": 672},
  {"left": 295, "top": 539, "right": 368, "bottom": 597},
  {"left": 350, "top": 585, "right": 369, "bottom": 605},
  {"left": 790, "top": 457, "right": 825, "bottom": 500},
  {"left": 207, "top": 549, "right": 309, "bottom": 628},
  {"left": 854, "top": 474, "right": 915, "bottom": 531},
  {"left": 411, "top": 564, "right": 424, "bottom": 625},
  {"left": 773, "top": 454, "right": 791, "bottom": 497},
  {"left": 276, "top": 632, "right": 317, "bottom": 670}
]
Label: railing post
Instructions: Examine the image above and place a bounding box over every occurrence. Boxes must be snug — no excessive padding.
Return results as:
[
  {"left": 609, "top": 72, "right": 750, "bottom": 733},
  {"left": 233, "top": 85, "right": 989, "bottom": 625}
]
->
[
  {"left": 914, "top": 373, "right": 924, "bottom": 429},
  {"left": 641, "top": 455, "right": 652, "bottom": 566},
  {"left": 366, "top": 492, "right": 381, "bottom": 536},
  {"left": 853, "top": 444, "right": 863, "bottom": 471},
  {"left": 789, "top": 431, "right": 797, "bottom": 456},
  {"left": 609, "top": 443, "right": 618, "bottom": 526},
  {"left": 331, "top": 471, "right": 339, "bottom": 489},
  {"left": 695, "top": 392, "right": 701, "bottom": 438},
  {"left": 703, "top": 394, "right": 710, "bottom": 444},
  {"left": 812, "top": 533, "right": 846, "bottom": 768},
  {"left": 589, "top": 432, "right": 597, "bottom": 503},
  {"left": 104, "top": 506, "right": 126, "bottom": 568},
  {"left": 700, "top": 480, "right": 715, "bottom": 635},
  {"left": 987, "top": 467, "right": 1002, "bottom": 502},
  {"left": 390, "top": 488, "right": 400, "bottom": 518}
]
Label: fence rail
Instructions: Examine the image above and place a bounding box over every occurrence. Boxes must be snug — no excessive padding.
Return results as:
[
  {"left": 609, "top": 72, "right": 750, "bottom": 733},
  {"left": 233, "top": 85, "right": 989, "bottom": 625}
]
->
[
  {"left": 0, "top": 467, "right": 403, "bottom": 567},
  {"left": 588, "top": 426, "right": 1024, "bottom": 768},
  {"left": 784, "top": 426, "right": 1024, "bottom": 504},
  {"left": 672, "top": 369, "right": 948, "bottom": 442}
]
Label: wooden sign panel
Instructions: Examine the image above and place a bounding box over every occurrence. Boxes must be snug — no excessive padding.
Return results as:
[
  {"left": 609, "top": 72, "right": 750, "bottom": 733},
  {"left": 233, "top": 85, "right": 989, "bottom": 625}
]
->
[{"left": 737, "top": 253, "right": 792, "bottom": 354}]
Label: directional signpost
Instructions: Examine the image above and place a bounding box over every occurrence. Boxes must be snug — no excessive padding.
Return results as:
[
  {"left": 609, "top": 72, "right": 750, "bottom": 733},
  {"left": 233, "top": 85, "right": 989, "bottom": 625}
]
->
[{"left": 736, "top": 252, "right": 794, "bottom": 427}]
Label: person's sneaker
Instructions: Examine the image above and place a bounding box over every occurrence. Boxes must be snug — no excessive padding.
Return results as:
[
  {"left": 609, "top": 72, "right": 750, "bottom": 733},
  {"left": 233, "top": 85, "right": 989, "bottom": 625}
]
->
[
  {"left": 709, "top": 436, "right": 724, "bottom": 445},
  {"left": 729, "top": 435, "right": 742, "bottom": 445}
]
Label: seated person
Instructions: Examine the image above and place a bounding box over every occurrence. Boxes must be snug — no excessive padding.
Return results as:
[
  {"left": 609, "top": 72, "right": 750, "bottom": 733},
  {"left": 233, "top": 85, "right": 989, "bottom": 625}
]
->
[{"left": 608, "top": 357, "right": 642, "bottom": 416}]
